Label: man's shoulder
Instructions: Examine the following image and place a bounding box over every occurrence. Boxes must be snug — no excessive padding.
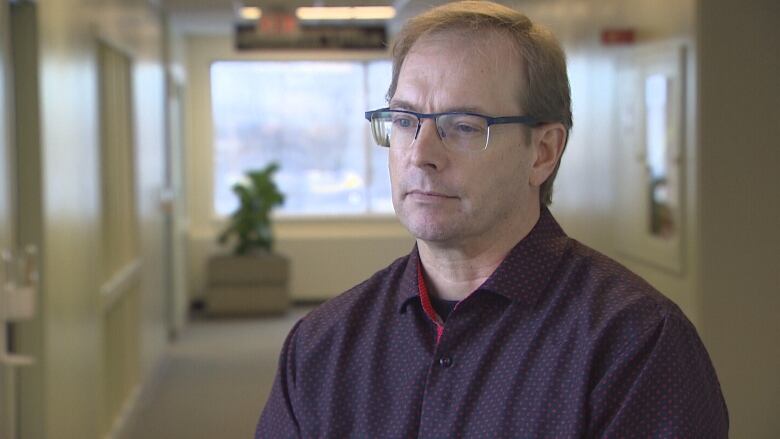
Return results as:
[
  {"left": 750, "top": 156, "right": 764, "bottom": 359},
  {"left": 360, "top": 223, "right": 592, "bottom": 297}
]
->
[
  {"left": 294, "top": 251, "right": 413, "bottom": 336},
  {"left": 558, "top": 238, "right": 691, "bottom": 350},
  {"left": 563, "top": 239, "right": 677, "bottom": 307},
  {"left": 555, "top": 245, "right": 727, "bottom": 437}
]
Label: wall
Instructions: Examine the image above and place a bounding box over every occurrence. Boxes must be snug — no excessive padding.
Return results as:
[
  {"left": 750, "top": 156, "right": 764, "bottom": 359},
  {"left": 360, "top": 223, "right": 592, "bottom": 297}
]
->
[
  {"left": 697, "top": 0, "right": 780, "bottom": 437},
  {"left": 183, "top": 35, "right": 414, "bottom": 302},
  {"left": 9, "top": 1, "right": 170, "bottom": 438},
  {"left": 165, "top": 15, "right": 190, "bottom": 338},
  {"left": 129, "top": 34, "right": 168, "bottom": 394}
]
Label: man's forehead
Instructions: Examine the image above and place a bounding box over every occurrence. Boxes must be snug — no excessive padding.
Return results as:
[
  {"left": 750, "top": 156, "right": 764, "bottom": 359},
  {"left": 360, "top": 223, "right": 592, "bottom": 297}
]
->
[
  {"left": 409, "top": 28, "right": 520, "bottom": 62},
  {"left": 426, "top": 26, "right": 502, "bottom": 41},
  {"left": 393, "top": 29, "right": 524, "bottom": 113}
]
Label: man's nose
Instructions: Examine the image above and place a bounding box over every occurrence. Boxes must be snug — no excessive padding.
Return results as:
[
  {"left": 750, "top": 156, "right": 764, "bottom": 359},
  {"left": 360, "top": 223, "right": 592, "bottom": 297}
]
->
[{"left": 409, "top": 118, "right": 447, "bottom": 170}]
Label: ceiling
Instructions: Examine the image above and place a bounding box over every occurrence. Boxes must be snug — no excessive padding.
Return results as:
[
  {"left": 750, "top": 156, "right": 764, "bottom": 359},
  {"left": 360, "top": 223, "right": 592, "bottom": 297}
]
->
[
  {"left": 163, "top": 0, "right": 411, "bottom": 35},
  {"left": 163, "top": 0, "right": 398, "bottom": 11},
  {"left": 162, "top": 0, "right": 635, "bottom": 42}
]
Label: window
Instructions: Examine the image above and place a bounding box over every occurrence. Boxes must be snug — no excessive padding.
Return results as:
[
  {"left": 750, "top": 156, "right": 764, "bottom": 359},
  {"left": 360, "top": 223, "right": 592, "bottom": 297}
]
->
[{"left": 211, "top": 60, "right": 393, "bottom": 216}]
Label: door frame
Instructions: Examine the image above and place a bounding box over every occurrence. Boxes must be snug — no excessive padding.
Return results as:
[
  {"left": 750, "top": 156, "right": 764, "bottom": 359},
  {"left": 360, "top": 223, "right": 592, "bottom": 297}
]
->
[{"left": 0, "top": 0, "right": 18, "bottom": 437}]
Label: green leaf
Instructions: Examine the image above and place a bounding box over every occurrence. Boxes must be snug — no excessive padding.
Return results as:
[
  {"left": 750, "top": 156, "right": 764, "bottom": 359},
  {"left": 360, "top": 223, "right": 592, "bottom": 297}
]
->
[{"left": 217, "top": 162, "right": 285, "bottom": 254}]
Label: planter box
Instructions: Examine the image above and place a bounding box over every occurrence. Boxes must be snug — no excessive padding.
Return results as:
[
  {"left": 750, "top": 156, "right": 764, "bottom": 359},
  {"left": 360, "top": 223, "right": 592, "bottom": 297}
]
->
[{"left": 206, "top": 252, "right": 290, "bottom": 316}]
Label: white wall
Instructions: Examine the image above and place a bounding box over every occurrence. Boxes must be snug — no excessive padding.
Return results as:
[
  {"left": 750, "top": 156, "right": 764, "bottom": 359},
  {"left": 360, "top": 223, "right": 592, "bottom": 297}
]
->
[
  {"left": 183, "top": 35, "right": 414, "bottom": 302},
  {"left": 8, "top": 1, "right": 170, "bottom": 437},
  {"left": 165, "top": 18, "right": 191, "bottom": 337}
]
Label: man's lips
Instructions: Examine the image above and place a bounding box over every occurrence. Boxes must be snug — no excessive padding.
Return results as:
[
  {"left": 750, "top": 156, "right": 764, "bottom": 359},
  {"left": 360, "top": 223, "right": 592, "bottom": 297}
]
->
[{"left": 406, "top": 190, "right": 458, "bottom": 199}]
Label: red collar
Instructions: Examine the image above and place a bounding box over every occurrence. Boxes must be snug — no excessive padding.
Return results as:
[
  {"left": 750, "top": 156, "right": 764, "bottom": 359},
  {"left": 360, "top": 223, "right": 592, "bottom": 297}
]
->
[{"left": 417, "top": 260, "right": 446, "bottom": 342}]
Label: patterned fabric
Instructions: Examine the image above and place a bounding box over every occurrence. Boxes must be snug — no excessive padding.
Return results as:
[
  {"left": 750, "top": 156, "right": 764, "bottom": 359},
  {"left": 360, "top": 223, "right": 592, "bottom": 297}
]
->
[
  {"left": 430, "top": 294, "right": 458, "bottom": 322},
  {"left": 256, "top": 209, "right": 728, "bottom": 438}
]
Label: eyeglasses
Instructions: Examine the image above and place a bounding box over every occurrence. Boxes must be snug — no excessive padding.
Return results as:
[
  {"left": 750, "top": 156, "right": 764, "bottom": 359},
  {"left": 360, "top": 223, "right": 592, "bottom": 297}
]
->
[{"left": 364, "top": 107, "right": 539, "bottom": 152}]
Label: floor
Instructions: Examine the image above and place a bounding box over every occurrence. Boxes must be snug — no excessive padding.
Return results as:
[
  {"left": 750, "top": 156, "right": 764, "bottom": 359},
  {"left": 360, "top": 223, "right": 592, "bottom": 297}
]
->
[{"left": 117, "top": 306, "right": 313, "bottom": 439}]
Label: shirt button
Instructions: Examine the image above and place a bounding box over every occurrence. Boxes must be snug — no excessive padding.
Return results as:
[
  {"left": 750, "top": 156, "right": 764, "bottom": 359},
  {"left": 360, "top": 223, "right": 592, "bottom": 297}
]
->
[{"left": 439, "top": 356, "right": 453, "bottom": 368}]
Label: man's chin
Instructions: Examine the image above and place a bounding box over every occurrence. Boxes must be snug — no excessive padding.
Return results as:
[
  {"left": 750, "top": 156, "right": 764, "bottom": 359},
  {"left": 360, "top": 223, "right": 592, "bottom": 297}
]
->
[{"left": 402, "top": 219, "right": 460, "bottom": 244}]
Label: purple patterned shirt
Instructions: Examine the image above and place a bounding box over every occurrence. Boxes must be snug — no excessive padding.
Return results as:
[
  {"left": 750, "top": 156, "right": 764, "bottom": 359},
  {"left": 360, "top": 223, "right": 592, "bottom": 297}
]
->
[{"left": 256, "top": 209, "right": 728, "bottom": 438}]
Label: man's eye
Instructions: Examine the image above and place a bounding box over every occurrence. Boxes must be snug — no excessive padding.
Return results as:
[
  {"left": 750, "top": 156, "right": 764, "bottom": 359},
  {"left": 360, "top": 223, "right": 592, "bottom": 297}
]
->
[
  {"left": 455, "top": 124, "right": 478, "bottom": 133},
  {"left": 444, "top": 115, "right": 485, "bottom": 136},
  {"left": 392, "top": 116, "right": 415, "bottom": 129},
  {"left": 452, "top": 122, "right": 484, "bottom": 135}
]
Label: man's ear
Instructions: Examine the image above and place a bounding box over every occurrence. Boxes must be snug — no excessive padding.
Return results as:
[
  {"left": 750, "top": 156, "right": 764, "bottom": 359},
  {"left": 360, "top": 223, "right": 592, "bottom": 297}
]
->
[{"left": 529, "top": 123, "right": 566, "bottom": 188}]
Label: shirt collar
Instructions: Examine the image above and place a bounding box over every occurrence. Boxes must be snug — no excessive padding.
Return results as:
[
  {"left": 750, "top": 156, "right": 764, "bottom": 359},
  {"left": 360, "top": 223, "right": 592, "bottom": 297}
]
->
[
  {"left": 397, "top": 207, "right": 570, "bottom": 313},
  {"left": 397, "top": 245, "right": 422, "bottom": 314}
]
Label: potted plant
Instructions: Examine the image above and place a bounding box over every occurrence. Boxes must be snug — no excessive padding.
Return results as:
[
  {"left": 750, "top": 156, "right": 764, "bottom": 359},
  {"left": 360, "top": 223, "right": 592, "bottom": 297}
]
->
[{"left": 206, "top": 163, "right": 290, "bottom": 315}]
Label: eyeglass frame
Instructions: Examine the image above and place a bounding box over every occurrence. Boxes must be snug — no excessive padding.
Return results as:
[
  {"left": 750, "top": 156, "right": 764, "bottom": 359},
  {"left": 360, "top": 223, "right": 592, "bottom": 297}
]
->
[{"left": 364, "top": 107, "right": 541, "bottom": 151}]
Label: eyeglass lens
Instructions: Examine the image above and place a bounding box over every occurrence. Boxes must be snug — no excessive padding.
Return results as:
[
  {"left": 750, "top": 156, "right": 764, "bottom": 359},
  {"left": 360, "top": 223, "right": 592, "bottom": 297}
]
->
[{"left": 370, "top": 111, "right": 489, "bottom": 151}]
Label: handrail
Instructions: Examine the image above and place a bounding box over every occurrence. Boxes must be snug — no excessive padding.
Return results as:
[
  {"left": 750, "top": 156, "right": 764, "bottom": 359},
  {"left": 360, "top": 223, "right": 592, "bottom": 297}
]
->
[{"left": 100, "top": 258, "right": 142, "bottom": 313}]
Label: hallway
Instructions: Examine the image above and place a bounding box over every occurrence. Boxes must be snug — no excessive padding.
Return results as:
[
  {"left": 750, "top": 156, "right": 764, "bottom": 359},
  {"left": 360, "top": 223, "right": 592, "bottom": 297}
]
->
[
  {"left": 117, "top": 307, "right": 311, "bottom": 439},
  {"left": 0, "top": 0, "right": 778, "bottom": 438}
]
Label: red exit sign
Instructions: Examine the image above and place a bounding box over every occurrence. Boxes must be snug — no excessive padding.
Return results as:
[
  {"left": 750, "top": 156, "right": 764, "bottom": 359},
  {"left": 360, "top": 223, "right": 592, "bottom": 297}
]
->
[
  {"left": 601, "top": 29, "right": 635, "bottom": 45},
  {"left": 260, "top": 11, "right": 299, "bottom": 34}
]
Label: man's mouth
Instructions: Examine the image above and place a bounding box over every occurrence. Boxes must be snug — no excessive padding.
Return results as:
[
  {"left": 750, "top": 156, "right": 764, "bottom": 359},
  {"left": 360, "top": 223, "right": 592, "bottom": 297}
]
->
[{"left": 406, "top": 190, "right": 458, "bottom": 199}]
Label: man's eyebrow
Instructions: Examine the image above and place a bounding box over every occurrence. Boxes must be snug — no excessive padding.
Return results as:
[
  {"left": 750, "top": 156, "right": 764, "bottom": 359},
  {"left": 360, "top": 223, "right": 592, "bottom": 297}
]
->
[
  {"left": 388, "top": 100, "right": 491, "bottom": 115},
  {"left": 445, "top": 105, "right": 491, "bottom": 114},
  {"left": 388, "top": 99, "right": 415, "bottom": 110}
]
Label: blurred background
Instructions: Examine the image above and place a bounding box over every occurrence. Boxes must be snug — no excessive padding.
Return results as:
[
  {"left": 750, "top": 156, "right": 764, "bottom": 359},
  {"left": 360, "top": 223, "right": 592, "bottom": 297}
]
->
[{"left": 0, "top": 0, "right": 777, "bottom": 438}]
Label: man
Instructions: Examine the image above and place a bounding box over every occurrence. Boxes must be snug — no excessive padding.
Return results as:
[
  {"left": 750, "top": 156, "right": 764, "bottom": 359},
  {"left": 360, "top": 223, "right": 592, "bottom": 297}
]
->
[{"left": 257, "top": 2, "right": 728, "bottom": 437}]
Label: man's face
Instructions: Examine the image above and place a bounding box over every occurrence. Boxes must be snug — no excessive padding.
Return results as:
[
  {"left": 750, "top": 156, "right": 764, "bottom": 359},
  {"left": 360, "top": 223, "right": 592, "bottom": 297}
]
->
[{"left": 389, "top": 31, "right": 539, "bottom": 248}]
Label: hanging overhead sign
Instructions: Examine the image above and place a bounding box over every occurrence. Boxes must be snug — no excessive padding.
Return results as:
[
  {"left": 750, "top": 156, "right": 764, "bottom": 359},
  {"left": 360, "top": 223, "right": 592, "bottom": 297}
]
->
[{"left": 235, "top": 22, "right": 387, "bottom": 50}]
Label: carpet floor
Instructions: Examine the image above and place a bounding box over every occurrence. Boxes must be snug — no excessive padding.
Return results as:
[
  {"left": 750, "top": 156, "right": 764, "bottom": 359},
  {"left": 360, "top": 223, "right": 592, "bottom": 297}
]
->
[{"left": 117, "top": 306, "right": 313, "bottom": 439}]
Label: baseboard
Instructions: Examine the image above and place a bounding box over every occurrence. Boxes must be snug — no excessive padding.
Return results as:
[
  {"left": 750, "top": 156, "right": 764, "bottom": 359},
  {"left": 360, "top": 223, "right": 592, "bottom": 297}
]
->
[
  {"left": 103, "top": 385, "right": 142, "bottom": 439},
  {"left": 103, "top": 357, "right": 171, "bottom": 439}
]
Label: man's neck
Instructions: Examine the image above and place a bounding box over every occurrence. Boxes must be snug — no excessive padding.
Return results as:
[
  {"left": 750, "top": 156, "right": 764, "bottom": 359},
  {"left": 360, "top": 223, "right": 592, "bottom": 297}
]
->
[{"left": 417, "top": 207, "right": 541, "bottom": 301}]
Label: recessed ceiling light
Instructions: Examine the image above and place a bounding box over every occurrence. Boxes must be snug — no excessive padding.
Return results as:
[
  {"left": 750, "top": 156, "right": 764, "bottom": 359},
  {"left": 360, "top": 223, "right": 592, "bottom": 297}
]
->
[
  {"left": 239, "top": 6, "right": 262, "bottom": 21},
  {"left": 295, "top": 6, "right": 396, "bottom": 21}
]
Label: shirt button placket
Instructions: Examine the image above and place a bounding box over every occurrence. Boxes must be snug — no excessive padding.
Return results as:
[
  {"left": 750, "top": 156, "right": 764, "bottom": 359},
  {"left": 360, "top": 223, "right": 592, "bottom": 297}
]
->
[{"left": 438, "top": 356, "right": 453, "bottom": 368}]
